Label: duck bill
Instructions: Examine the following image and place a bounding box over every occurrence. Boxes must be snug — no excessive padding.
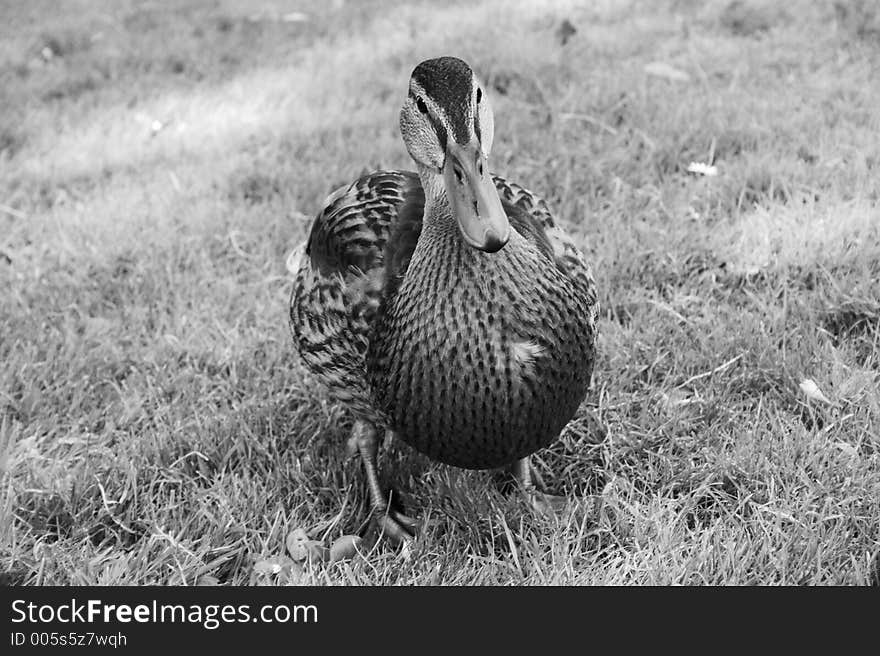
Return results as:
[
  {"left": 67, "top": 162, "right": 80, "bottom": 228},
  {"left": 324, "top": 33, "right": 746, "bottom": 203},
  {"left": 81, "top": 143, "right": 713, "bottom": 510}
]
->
[{"left": 443, "top": 144, "right": 510, "bottom": 253}]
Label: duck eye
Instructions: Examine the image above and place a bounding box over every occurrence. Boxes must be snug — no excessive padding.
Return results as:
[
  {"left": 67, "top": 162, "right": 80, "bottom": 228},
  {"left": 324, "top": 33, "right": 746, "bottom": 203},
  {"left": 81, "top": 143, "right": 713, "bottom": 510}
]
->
[
  {"left": 416, "top": 97, "right": 428, "bottom": 114},
  {"left": 476, "top": 88, "right": 482, "bottom": 104}
]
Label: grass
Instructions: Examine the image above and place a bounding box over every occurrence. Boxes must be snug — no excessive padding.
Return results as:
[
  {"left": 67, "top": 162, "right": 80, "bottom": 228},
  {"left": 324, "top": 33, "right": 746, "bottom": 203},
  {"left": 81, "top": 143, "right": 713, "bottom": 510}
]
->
[{"left": 1, "top": 0, "right": 878, "bottom": 585}]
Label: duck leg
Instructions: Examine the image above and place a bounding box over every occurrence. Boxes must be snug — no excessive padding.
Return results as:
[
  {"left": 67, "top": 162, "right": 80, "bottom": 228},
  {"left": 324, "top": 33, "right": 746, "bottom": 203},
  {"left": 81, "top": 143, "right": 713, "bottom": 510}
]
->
[
  {"left": 354, "top": 421, "right": 419, "bottom": 544},
  {"left": 512, "top": 456, "right": 568, "bottom": 516}
]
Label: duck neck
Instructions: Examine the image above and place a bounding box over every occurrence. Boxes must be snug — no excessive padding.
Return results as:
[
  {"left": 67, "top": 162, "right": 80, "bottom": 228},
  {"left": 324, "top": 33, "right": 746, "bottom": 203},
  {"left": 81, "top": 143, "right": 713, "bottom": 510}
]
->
[
  {"left": 416, "top": 167, "right": 472, "bottom": 252},
  {"left": 410, "top": 166, "right": 529, "bottom": 293}
]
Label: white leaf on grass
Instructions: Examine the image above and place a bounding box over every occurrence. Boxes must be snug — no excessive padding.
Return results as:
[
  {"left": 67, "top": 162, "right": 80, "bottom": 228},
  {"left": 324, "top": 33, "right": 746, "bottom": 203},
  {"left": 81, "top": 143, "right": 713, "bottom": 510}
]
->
[
  {"left": 686, "top": 161, "right": 718, "bottom": 176},
  {"left": 644, "top": 62, "right": 690, "bottom": 82},
  {"left": 835, "top": 442, "right": 858, "bottom": 458},
  {"left": 799, "top": 378, "right": 834, "bottom": 405}
]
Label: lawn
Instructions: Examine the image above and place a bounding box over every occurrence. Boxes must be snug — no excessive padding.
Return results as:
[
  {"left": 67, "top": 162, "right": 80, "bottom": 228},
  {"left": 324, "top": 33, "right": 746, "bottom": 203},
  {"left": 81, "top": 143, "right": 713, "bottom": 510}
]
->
[{"left": 1, "top": 0, "right": 878, "bottom": 585}]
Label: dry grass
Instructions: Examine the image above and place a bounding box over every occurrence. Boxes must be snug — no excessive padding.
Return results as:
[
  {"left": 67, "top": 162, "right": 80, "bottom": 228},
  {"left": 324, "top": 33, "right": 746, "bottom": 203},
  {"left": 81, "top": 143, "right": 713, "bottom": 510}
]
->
[{"left": 1, "top": 0, "right": 878, "bottom": 585}]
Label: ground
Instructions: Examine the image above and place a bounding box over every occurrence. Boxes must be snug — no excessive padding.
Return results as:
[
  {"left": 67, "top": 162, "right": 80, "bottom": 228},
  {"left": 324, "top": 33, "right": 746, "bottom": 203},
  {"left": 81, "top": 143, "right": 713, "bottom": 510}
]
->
[{"left": 1, "top": 0, "right": 878, "bottom": 585}]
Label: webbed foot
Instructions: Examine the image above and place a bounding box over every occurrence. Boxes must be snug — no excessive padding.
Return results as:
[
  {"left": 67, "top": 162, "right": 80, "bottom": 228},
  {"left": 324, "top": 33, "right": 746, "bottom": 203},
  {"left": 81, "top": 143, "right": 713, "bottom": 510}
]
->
[
  {"left": 354, "top": 422, "right": 418, "bottom": 545},
  {"left": 510, "top": 456, "right": 568, "bottom": 517},
  {"left": 373, "top": 507, "right": 419, "bottom": 544}
]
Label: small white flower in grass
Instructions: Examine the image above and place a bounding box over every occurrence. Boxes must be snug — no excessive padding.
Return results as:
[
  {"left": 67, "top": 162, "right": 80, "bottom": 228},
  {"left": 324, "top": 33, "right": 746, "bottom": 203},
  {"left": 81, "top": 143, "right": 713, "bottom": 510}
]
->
[
  {"left": 799, "top": 378, "right": 834, "bottom": 405},
  {"left": 687, "top": 162, "right": 718, "bottom": 176}
]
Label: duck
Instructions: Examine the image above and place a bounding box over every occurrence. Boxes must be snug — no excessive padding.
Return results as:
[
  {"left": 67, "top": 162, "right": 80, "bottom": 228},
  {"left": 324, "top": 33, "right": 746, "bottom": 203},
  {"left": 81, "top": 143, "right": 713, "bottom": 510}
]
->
[{"left": 288, "top": 56, "right": 598, "bottom": 543}]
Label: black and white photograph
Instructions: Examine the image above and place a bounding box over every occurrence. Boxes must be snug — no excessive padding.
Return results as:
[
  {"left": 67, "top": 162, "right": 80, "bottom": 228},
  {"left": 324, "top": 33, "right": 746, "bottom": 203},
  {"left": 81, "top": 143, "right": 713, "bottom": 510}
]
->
[{"left": 1, "top": 0, "right": 879, "bottom": 604}]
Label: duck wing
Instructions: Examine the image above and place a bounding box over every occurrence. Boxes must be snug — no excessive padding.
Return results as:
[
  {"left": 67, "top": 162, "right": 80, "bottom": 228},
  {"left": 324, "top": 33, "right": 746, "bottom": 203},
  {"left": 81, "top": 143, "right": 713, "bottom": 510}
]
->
[
  {"left": 288, "top": 170, "right": 423, "bottom": 416},
  {"left": 493, "top": 175, "right": 599, "bottom": 320},
  {"left": 299, "top": 171, "right": 423, "bottom": 279}
]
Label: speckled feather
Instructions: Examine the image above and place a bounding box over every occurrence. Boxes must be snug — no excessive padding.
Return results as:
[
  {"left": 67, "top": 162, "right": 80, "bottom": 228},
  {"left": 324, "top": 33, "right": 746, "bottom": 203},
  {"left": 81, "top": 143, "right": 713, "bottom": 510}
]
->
[{"left": 289, "top": 169, "right": 598, "bottom": 469}]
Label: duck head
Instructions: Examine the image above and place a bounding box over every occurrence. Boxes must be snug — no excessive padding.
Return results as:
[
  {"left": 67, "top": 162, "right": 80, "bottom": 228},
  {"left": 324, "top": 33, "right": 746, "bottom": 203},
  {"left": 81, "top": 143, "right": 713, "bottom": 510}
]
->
[{"left": 400, "top": 57, "right": 510, "bottom": 253}]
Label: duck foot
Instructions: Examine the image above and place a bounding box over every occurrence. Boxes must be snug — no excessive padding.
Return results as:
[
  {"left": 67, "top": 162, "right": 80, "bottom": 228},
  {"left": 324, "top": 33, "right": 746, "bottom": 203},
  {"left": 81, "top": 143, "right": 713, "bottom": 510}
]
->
[
  {"left": 527, "top": 490, "right": 568, "bottom": 517},
  {"left": 373, "top": 506, "right": 419, "bottom": 544},
  {"left": 510, "top": 456, "right": 568, "bottom": 517},
  {"left": 354, "top": 422, "right": 419, "bottom": 545}
]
